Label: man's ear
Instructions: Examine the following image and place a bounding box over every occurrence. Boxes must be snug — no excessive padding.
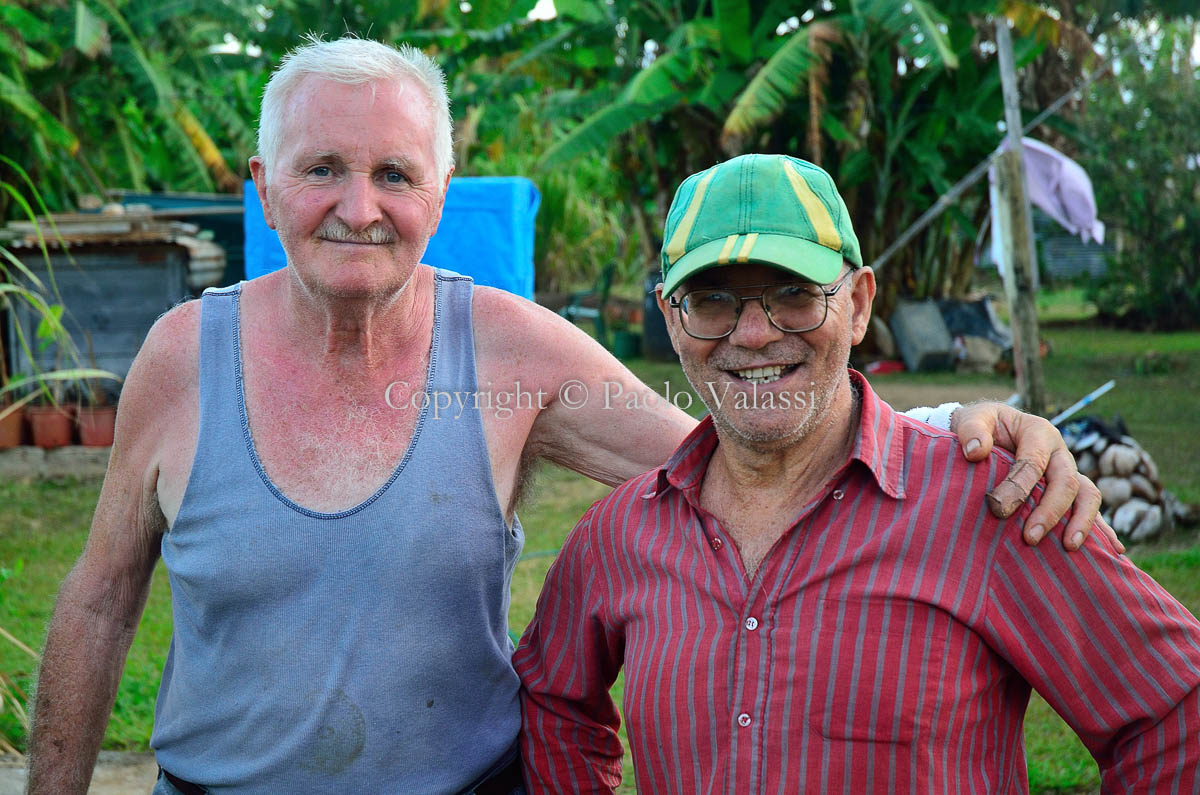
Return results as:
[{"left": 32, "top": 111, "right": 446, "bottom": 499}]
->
[
  {"left": 248, "top": 156, "right": 276, "bottom": 230},
  {"left": 427, "top": 165, "right": 454, "bottom": 238},
  {"left": 849, "top": 266, "right": 877, "bottom": 345}
]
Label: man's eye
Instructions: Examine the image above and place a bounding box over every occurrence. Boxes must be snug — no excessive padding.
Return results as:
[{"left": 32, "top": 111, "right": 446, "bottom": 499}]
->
[
  {"left": 310, "top": 166, "right": 332, "bottom": 177},
  {"left": 686, "top": 291, "right": 736, "bottom": 312},
  {"left": 384, "top": 171, "right": 408, "bottom": 184},
  {"left": 773, "top": 284, "right": 820, "bottom": 303}
]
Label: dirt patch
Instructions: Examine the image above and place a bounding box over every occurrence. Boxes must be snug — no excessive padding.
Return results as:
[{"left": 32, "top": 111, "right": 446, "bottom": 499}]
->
[{"left": 0, "top": 752, "right": 157, "bottom": 795}]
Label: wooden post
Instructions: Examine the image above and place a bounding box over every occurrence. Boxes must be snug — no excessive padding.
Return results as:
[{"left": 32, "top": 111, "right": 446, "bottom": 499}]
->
[{"left": 994, "top": 19, "right": 1047, "bottom": 416}]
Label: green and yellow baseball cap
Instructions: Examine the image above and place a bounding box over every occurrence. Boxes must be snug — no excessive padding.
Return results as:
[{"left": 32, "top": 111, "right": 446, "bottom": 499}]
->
[{"left": 659, "top": 154, "right": 862, "bottom": 297}]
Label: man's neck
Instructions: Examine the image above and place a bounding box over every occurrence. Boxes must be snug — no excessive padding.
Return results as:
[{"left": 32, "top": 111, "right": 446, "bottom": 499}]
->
[
  {"left": 698, "top": 377, "right": 862, "bottom": 577},
  {"left": 709, "top": 376, "right": 861, "bottom": 497},
  {"left": 275, "top": 265, "right": 433, "bottom": 372}
]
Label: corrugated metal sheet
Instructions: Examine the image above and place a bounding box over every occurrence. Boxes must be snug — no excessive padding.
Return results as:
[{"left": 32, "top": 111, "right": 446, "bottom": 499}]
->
[
  {"left": 1035, "top": 209, "right": 1113, "bottom": 281},
  {"left": 979, "top": 209, "right": 1114, "bottom": 282}
]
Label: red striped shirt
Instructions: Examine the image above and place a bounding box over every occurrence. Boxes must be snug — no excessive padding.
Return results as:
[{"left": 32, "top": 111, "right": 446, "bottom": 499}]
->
[{"left": 514, "top": 372, "right": 1200, "bottom": 793}]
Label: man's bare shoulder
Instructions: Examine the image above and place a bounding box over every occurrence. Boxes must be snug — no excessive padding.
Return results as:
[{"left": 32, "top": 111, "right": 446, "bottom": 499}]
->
[
  {"left": 129, "top": 299, "right": 202, "bottom": 401},
  {"left": 470, "top": 285, "right": 608, "bottom": 375},
  {"left": 93, "top": 297, "right": 203, "bottom": 538},
  {"left": 112, "top": 299, "right": 202, "bottom": 463}
]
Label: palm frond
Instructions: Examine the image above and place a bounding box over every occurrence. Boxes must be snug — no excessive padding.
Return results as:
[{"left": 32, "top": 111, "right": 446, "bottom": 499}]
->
[
  {"left": 714, "top": 0, "right": 751, "bottom": 64},
  {"left": 537, "top": 48, "right": 696, "bottom": 171},
  {"left": 722, "top": 22, "right": 840, "bottom": 147},
  {"left": 906, "top": 0, "right": 958, "bottom": 69},
  {"left": 538, "top": 97, "right": 672, "bottom": 172},
  {"left": 0, "top": 74, "right": 78, "bottom": 155}
]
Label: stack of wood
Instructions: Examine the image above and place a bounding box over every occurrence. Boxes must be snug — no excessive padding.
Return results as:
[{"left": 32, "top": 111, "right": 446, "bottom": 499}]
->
[{"left": 1065, "top": 418, "right": 1179, "bottom": 542}]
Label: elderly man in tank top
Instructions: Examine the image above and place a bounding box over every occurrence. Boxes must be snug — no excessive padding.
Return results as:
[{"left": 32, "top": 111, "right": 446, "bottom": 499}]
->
[{"left": 28, "top": 38, "right": 1114, "bottom": 794}]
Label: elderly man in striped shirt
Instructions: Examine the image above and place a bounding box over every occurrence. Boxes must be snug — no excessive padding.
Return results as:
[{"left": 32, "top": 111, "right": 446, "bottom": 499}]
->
[{"left": 514, "top": 154, "right": 1200, "bottom": 793}]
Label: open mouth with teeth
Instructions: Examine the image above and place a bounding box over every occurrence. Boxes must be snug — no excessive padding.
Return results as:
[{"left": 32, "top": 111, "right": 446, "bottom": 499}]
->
[{"left": 730, "top": 364, "right": 799, "bottom": 385}]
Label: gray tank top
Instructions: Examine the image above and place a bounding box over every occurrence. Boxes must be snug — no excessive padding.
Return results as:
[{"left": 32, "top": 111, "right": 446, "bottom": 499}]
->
[{"left": 151, "top": 270, "right": 524, "bottom": 793}]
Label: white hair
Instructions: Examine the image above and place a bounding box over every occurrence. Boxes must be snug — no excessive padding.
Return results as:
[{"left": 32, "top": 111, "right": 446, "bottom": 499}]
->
[{"left": 257, "top": 35, "right": 454, "bottom": 183}]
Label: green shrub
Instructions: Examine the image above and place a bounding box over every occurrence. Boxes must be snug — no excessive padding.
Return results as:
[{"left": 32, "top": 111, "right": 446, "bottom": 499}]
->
[{"left": 1081, "top": 22, "right": 1200, "bottom": 330}]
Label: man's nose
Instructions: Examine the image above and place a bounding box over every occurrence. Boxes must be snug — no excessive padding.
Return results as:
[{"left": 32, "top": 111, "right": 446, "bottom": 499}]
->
[
  {"left": 335, "top": 173, "right": 384, "bottom": 231},
  {"left": 726, "top": 297, "right": 783, "bottom": 349}
]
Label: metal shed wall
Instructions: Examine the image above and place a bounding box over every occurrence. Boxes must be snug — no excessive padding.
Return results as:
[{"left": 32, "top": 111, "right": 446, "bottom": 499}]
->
[{"left": 7, "top": 243, "right": 191, "bottom": 388}]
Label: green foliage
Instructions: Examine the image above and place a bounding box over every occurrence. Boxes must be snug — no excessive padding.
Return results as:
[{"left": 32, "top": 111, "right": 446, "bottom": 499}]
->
[
  {"left": 722, "top": 24, "right": 828, "bottom": 141},
  {"left": 1081, "top": 20, "right": 1200, "bottom": 330},
  {"left": 503, "top": 0, "right": 1061, "bottom": 304},
  {"left": 461, "top": 96, "right": 639, "bottom": 290},
  {"left": 3, "top": 0, "right": 1194, "bottom": 311}
]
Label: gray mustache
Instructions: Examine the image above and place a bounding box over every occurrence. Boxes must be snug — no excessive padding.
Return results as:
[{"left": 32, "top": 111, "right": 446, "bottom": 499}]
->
[{"left": 315, "top": 218, "right": 397, "bottom": 244}]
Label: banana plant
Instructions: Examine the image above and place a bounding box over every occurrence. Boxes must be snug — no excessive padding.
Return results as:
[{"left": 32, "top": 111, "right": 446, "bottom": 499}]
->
[{"left": 535, "top": 0, "right": 962, "bottom": 171}]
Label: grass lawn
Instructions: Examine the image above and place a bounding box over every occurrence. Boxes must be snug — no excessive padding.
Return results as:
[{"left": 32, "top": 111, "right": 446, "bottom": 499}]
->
[{"left": 2, "top": 313, "right": 1197, "bottom": 793}]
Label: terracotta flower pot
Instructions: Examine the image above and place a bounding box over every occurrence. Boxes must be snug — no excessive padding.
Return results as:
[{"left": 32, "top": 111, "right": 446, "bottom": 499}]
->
[
  {"left": 77, "top": 405, "right": 117, "bottom": 447},
  {"left": 0, "top": 406, "right": 24, "bottom": 448},
  {"left": 26, "top": 405, "right": 75, "bottom": 449}
]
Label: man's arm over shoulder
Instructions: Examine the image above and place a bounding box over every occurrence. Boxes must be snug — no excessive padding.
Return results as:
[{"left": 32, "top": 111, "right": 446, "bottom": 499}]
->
[
  {"left": 978, "top": 503, "right": 1200, "bottom": 792},
  {"left": 473, "top": 287, "right": 695, "bottom": 486},
  {"left": 514, "top": 504, "right": 625, "bottom": 793},
  {"left": 27, "top": 301, "right": 200, "bottom": 794}
]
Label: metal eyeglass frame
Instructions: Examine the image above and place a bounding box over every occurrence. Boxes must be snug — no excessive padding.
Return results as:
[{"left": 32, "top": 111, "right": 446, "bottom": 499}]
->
[{"left": 668, "top": 270, "right": 855, "bottom": 340}]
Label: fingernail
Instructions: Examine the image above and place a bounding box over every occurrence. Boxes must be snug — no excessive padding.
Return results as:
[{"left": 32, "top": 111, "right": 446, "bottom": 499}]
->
[
  {"left": 1071, "top": 531, "right": 1084, "bottom": 548},
  {"left": 964, "top": 438, "right": 981, "bottom": 455},
  {"left": 1027, "top": 524, "right": 1045, "bottom": 543}
]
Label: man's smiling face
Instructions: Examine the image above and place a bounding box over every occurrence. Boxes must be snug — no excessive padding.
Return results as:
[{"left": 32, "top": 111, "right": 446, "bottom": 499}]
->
[
  {"left": 249, "top": 75, "right": 450, "bottom": 300},
  {"left": 659, "top": 262, "right": 873, "bottom": 452}
]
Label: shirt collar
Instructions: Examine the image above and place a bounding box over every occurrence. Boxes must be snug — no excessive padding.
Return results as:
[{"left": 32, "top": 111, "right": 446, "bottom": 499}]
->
[
  {"left": 647, "top": 369, "right": 907, "bottom": 501},
  {"left": 847, "top": 369, "right": 907, "bottom": 500}
]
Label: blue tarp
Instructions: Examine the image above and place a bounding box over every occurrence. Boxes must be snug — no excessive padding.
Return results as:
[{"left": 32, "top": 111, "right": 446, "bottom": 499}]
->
[
  {"left": 243, "top": 176, "right": 539, "bottom": 298},
  {"left": 243, "top": 184, "right": 288, "bottom": 280}
]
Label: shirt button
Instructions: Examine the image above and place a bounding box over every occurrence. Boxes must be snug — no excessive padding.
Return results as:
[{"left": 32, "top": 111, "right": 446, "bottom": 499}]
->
[
  {"left": 737, "top": 713, "right": 752, "bottom": 727},
  {"left": 832, "top": 489, "right": 845, "bottom": 500},
  {"left": 710, "top": 537, "right": 723, "bottom": 551},
  {"left": 745, "top": 616, "right": 759, "bottom": 631}
]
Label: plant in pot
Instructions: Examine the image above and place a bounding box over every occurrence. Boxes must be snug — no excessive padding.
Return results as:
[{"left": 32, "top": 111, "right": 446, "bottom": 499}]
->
[
  {"left": 1, "top": 158, "right": 119, "bottom": 448},
  {"left": 76, "top": 334, "right": 117, "bottom": 447},
  {"left": 0, "top": 341, "right": 30, "bottom": 448},
  {"left": 24, "top": 347, "right": 75, "bottom": 450},
  {"left": 0, "top": 284, "right": 69, "bottom": 450}
]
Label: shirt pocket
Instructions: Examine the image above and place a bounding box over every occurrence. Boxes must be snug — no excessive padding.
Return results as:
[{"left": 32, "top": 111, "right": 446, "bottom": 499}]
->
[{"left": 807, "top": 596, "right": 948, "bottom": 745}]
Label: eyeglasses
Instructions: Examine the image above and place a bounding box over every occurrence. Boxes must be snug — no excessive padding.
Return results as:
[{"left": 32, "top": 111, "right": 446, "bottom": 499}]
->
[{"left": 668, "top": 270, "right": 854, "bottom": 340}]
